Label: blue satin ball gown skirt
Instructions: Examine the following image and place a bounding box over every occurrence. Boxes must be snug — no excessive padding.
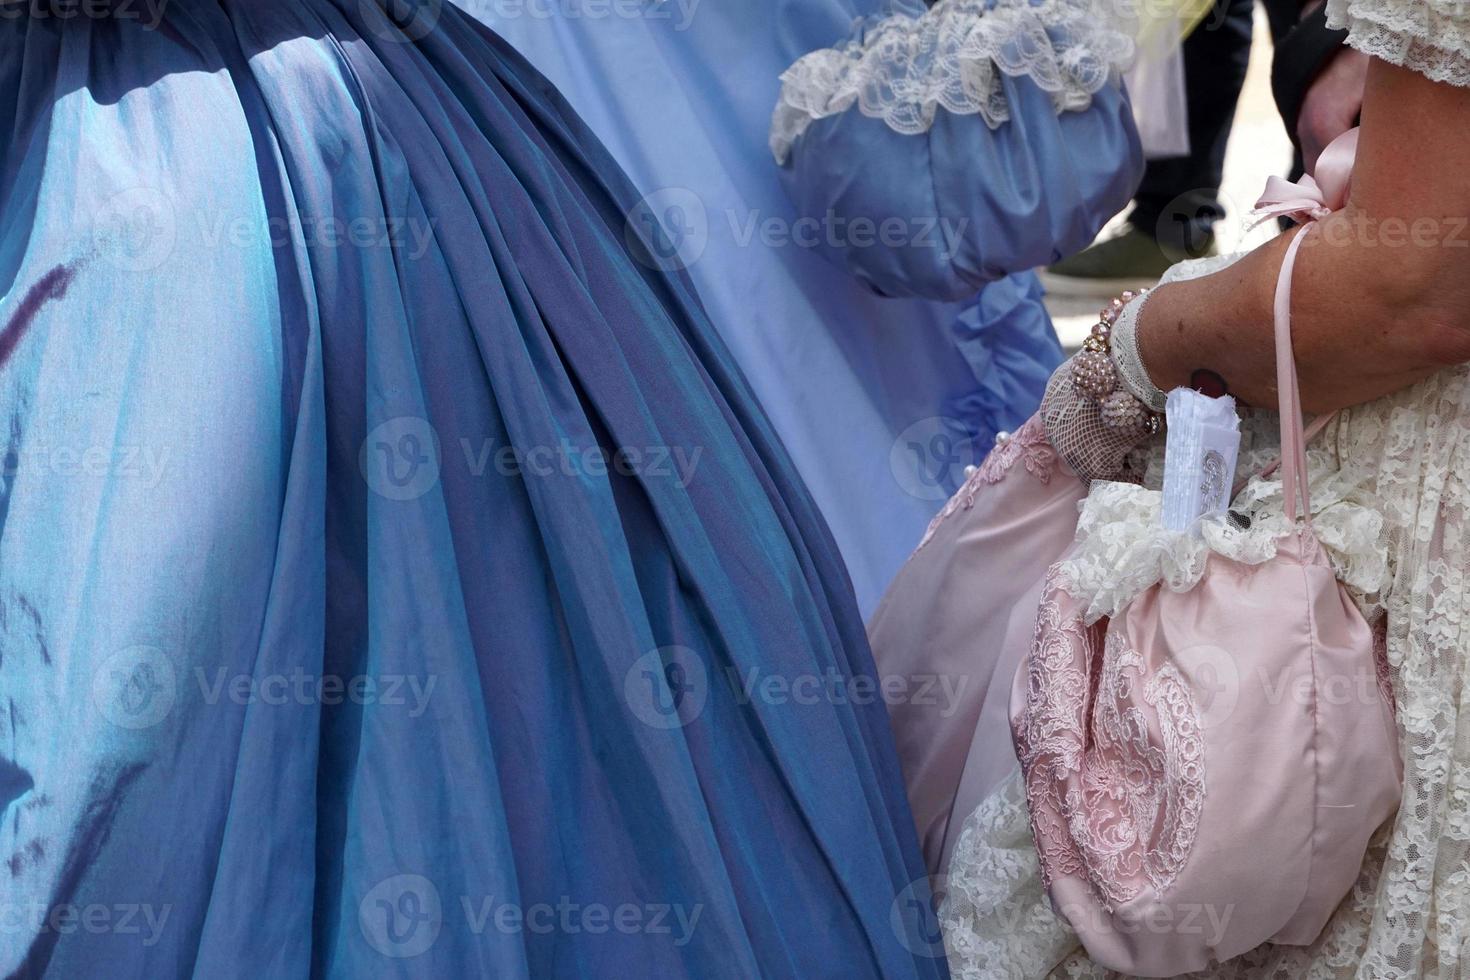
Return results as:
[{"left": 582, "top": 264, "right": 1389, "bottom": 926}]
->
[{"left": 0, "top": 3, "right": 943, "bottom": 977}]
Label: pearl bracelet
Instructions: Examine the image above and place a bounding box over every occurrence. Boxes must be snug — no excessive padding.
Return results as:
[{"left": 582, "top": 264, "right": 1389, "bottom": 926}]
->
[{"left": 1069, "top": 290, "right": 1162, "bottom": 438}]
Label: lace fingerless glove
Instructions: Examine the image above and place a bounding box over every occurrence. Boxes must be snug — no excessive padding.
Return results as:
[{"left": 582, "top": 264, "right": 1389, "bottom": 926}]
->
[{"left": 1040, "top": 290, "right": 1165, "bottom": 483}]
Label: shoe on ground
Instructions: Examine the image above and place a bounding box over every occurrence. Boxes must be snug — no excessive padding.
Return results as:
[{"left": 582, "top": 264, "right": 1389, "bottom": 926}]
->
[{"left": 1040, "top": 224, "right": 1218, "bottom": 299}]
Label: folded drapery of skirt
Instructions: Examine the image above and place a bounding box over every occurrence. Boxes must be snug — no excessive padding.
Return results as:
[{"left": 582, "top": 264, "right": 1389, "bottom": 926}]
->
[
  {"left": 481, "top": 0, "right": 1067, "bottom": 614},
  {"left": 0, "top": 3, "right": 944, "bottom": 976}
]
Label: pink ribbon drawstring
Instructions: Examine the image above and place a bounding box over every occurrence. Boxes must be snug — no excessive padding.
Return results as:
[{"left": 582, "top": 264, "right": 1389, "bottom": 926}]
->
[{"left": 1236, "top": 127, "right": 1361, "bottom": 506}]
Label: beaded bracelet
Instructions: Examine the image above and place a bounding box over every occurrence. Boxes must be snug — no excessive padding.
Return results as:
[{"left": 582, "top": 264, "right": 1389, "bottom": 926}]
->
[{"left": 1069, "top": 289, "right": 1162, "bottom": 438}]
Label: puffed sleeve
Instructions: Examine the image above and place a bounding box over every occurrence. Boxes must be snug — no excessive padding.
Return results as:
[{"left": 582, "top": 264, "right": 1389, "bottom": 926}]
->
[
  {"left": 1326, "top": 0, "right": 1470, "bottom": 86},
  {"left": 770, "top": 0, "right": 1144, "bottom": 302}
]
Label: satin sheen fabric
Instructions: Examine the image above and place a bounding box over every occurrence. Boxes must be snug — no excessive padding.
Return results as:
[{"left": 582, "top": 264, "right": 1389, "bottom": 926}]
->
[
  {"left": 866, "top": 420, "right": 1088, "bottom": 880},
  {"left": 777, "top": 14, "right": 1143, "bottom": 303},
  {"left": 477, "top": 0, "right": 1065, "bottom": 614},
  {"left": 0, "top": 3, "right": 942, "bottom": 976}
]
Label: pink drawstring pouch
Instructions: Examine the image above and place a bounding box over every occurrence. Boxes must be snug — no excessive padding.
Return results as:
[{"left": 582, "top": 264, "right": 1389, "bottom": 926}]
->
[{"left": 1008, "top": 129, "right": 1403, "bottom": 976}]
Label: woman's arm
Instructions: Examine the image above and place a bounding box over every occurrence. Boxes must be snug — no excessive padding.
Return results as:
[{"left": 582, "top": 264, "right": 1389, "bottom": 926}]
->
[{"left": 1137, "top": 59, "right": 1470, "bottom": 414}]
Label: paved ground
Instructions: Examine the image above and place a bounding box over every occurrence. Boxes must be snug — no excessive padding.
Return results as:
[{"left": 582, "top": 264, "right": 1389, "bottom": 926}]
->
[{"left": 1047, "top": 7, "right": 1294, "bottom": 349}]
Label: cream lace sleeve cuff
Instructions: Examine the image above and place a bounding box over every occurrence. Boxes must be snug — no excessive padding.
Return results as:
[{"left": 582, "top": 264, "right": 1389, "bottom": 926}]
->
[
  {"left": 1327, "top": 0, "right": 1470, "bottom": 87},
  {"left": 1110, "top": 290, "right": 1167, "bottom": 413},
  {"left": 769, "top": 0, "right": 1136, "bottom": 164}
]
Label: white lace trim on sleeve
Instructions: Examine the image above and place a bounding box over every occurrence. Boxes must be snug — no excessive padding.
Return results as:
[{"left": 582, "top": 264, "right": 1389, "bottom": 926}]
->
[
  {"left": 1327, "top": 0, "right": 1470, "bottom": 87},
  {"left": 768, "top": 0, "right": 1136, "bottom": 164}
]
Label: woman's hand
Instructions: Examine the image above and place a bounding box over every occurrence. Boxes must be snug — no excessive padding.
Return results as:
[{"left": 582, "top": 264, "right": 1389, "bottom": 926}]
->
[
  {"left": 1039, "top": 354, "right": 1159, "bottom": 483},
  {"left": 1299, "top": 47, "right": 1370, "bottom": 172},
  {"left": 1134, "top": 59, "right": 1470, "bottom": 415}
]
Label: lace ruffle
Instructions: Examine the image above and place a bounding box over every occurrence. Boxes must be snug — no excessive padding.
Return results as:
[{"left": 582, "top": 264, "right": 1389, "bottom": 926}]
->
[
  {"left": 1057, "top": 464, "right": 1389, "bottom": 626},
  {"left": 1327, "top": 0, "right": 1470, "bottom": 87},
  {"left": 940, "top": 769, "right": 1082, "bottom": 979},
  {"left": 769, "top": 0, "right": 1136, "bottom": 163}
]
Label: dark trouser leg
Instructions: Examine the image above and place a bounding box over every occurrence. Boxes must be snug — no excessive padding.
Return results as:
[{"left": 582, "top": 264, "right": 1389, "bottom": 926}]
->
[{"left": 1127, "top": 0, "right": 1256, "bottom": 255}]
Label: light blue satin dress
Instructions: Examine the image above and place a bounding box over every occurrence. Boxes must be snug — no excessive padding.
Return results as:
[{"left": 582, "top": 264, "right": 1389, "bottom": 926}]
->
[{"left": 478, "top": 0, "right": 1141, "bottom": 612}]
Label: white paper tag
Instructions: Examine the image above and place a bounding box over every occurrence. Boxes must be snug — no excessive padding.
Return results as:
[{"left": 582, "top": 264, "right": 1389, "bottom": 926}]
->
[{"left": 1161, "top": 388, "right": 1241, "bottom": 534}]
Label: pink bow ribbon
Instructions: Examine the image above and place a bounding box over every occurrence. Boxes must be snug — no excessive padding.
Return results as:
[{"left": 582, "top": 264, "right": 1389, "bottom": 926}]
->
[
  {"left": 1251, "top": 127, "right": 1360, "bottom": 226},
  {"left": 1246, "top": 126, "right": 1361, "bottom": 520}
]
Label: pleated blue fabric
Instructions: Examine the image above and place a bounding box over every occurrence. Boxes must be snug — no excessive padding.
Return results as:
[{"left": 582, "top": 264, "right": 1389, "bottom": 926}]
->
[
  {"left": 479, "top": 0, "right": 1066, "bottom": 614},
  {"left": 0, "top": 3, "right": 944, "bottom": 976}
]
